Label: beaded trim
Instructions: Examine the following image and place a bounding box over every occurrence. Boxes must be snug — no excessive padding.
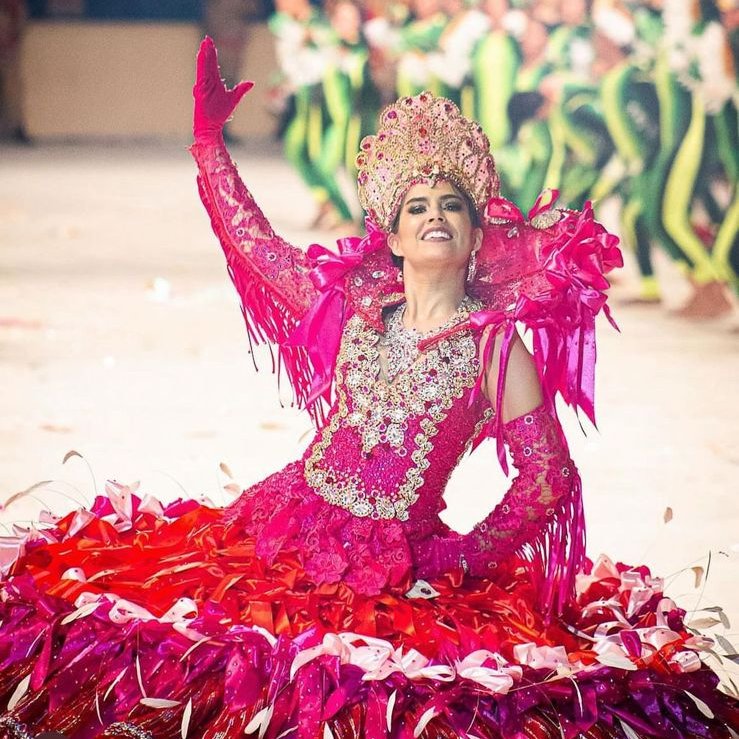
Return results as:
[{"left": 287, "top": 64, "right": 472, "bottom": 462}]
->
[
  {"left": 380, "top": 296, "right": 476, "bottom": 383},
  {"left": 105, "top": 723, "right": 154, "bottom": 738},
  {"left": 0, "top": 718, "right": 34, "bottom": 739},
  {"left": 356, "top": 93, "right": 498, "bottom": 231},
  {"left": 304, "top": 302, "right": 481, "bottom": 521}
]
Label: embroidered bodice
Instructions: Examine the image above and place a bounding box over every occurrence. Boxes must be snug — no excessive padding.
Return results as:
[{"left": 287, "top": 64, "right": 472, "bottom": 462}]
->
[{"left": 303, "top": 304, "right": 492, "bottom": 527}]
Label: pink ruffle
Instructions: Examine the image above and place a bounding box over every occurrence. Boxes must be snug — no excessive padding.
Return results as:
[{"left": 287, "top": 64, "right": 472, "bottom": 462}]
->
[{"left": 225, "top": 462, "right": 412, "bottom": 595}]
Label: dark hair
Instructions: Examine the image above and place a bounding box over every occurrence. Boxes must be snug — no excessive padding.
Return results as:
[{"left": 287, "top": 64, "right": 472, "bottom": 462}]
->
[{"left": 389, "top": 184, "right": 481, "bottom": 267}]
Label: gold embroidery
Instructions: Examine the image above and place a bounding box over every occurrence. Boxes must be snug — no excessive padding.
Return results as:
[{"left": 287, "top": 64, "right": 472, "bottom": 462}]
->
[
  {"left": 304, "top": 305, "right": 482, "bottom": 520},
  {"left": 530, "top": 209, "right": 562, "bottom": 230}
]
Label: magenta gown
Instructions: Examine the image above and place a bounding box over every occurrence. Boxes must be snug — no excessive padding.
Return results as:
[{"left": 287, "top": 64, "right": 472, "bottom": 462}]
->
[{"left": 0, "top": 139, "right": 736, "bottom": 739}]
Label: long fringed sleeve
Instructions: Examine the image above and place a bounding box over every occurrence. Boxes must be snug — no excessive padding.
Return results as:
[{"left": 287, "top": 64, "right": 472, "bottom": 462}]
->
[
  {"left": 414, "top": 404, "right": 585, "bottom": 616},
  {"left": 461, "top": 405, "right": 585, "bottom": 611},
  {"left": 190, "top": 140, "right": 318, "bottom": 406}
]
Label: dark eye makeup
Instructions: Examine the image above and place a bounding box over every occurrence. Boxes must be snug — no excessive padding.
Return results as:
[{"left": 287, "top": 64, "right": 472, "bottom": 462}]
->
[{"left": 405, "top": 195, "right": 464, "bottom": 215}]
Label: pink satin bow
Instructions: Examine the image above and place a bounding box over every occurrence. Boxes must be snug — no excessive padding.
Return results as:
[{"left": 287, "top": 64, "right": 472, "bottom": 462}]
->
[
  {"left": 485, "top": 188, "right": 558, "bottom": 224},
  {"left": 286, "top": 220, "right": 387, "bottom": 408},
  {"left": 467, "top": 309, "right": 515, "bottom": 473},
  {"left": 537, "top": 203, "right": 620, "bottom": 425}
]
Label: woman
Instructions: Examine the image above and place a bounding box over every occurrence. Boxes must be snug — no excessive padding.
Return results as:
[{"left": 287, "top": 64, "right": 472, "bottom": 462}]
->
[{"left": 0, "top": 38, "right": 736, "bottom": 739}]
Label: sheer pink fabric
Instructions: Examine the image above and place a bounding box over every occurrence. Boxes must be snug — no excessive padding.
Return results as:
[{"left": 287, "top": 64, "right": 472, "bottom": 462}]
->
[{"left": 190, "top": 139, "right": 318, "bottom": 409}]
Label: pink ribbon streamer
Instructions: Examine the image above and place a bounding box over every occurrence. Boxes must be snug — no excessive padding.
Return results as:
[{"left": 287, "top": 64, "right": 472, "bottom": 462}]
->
[
  {"left": 285, "top": 220, "right": 387, "bottom": 407},
  {"left": 466, "top": 311, "right": 516, "bottom": 474}
]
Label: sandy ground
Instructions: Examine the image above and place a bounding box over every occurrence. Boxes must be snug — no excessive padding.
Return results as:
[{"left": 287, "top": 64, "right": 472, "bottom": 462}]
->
[{"left": 1, "top": 141, "right": 738, "bottom": 685}]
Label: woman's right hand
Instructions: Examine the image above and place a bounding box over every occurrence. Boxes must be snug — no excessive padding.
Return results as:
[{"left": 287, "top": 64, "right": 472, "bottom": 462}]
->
[{"left": 192, "top": 36, "right": 254, "bottom": 144}]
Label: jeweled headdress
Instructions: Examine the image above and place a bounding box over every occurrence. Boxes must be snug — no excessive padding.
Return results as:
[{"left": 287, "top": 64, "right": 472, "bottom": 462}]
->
[{"left": 356, "top": 92, "right": 499, "bottom": 231}]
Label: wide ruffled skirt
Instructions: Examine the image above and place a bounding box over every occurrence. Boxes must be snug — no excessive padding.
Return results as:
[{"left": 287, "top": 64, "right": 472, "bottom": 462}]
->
[{"left": 0, "top": 467, "right": 737, "bottom": 739}]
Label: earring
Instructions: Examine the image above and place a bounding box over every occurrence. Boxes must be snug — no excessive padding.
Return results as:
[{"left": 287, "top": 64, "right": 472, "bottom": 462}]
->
[{"left": 466, "top": 251, "right": 477, "bottom": 282}]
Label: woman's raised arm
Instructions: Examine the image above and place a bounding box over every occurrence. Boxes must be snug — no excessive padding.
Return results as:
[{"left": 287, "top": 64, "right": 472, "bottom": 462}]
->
[{"left": 190, "top": 38, "right": 318, "bottom": 349}]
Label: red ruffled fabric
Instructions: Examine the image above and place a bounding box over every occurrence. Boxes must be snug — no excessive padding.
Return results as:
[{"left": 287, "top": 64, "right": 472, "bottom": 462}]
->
[{"left": 1, "top": 488, "right": 737, "bottom": 738}]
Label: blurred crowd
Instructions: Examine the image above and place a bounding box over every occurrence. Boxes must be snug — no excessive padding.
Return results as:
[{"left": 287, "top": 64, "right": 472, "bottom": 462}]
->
[{"left": 267, "top": 0, "right": 738, "bottom": 317}]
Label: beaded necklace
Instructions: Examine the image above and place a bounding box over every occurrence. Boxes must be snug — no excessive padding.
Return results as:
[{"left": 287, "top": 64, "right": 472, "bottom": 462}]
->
[{"left": 380, "top": 295, "right": 475, "bottom": 383}]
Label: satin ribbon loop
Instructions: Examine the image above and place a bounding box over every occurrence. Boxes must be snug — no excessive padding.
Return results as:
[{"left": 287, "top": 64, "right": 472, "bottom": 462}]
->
[
  {"left": 161, "top": 597, "right": 199, "bottom": 624},
  {"left": 305, "top": 244, "right": 363, "bottom": 293},
  {"left": 108, "top": 597, "right": 156, "bottom": 624},
  {"left": 456, "top": 650, "right": 522, "bottom": 694},
  {"left": 287, "top": 220, "right": 388, "bottom": 406},
  {"left": 527, "top": 188, "right": 559, "bottom": 221},
  {"left": 102, "top": 481, "right": 137, "bottom": 532},
  {"left": 513, "top": 642, "right": 570, "bottom": 671},
  {"left": 484, "top": 197, "right": 525, "bottom": 224}
]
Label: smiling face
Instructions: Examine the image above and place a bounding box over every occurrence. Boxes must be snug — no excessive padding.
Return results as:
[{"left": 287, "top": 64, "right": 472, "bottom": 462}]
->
[{"left": 388, "top": 181, "right": 482, "bottom": 275}]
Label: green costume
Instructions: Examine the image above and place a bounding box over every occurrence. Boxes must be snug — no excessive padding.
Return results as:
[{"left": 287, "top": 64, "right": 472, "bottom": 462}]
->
[
  {"left": 323, "top": 38, "right": 380, "bottom": 182},
  {"left": 270, "top": 10, "right": 352, "bottom": 221},
  {"left": 495, "top": 62, "right": 552, "bottom": 209},
  {"left": 472, "top": 28, "right": 520, "bottom": 150},
  {"left": 597, "top": 7, "right": 666, "bottom": 299},
  {"left": 427, "top": 9, "right": 490, "bottom": 119},
  {"left": 395, "top": 13, "right": 447, "bottom": 98},
  {"left": 661, "top": 6, "right": 738, "bottom": 288},
  {"left": 540, "top": 24, "right": 613, "bottom": 208}
]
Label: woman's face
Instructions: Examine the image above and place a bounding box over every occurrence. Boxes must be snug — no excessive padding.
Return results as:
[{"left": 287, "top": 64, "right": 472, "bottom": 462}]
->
[
  {"left": 276, "top": 0, "right": 310, "bottom": 18},
  {"left": 412, "top": 0, "right": 441, "bottom": 20},
  {"left": 484, "top": 0, "right": 509, "bottom": 23},
  {"left": 560, "top": 0, "right": 587, "bottom": 26},
  {"left": 388, "top": 180, "right": 482, "bottom": 273}
]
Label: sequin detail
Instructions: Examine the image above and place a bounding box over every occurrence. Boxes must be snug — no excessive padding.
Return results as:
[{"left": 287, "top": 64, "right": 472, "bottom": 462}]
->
[
  {"left": 304, "top": 307, "right": 480, "bottom": 521},
  {"left": 530, "top": 209, "right": 562, "bottom": 230},
  {"left": 380, "top": 296, "right": 476, "bottom": 382},
  {"left": 0, "top": 718, "right": 34, "bottom": 739},
  {"left": 106, "top": 724, "right": 155, "bottom": 739}
]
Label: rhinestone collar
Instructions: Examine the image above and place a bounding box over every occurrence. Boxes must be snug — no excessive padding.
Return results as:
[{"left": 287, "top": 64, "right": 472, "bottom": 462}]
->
[{"left": 379, "top": 295, "right": 475, "bottom": 383}]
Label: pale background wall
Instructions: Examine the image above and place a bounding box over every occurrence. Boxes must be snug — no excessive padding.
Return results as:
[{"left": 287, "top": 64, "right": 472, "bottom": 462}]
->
[{"left": 21, "top": 21, "right": 277, "bottom": 140}]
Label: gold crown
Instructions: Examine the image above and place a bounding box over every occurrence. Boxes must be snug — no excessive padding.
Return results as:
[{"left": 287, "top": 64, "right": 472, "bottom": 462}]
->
[{"left": 356, "top": 92, "right": 498, "bottom": 232}]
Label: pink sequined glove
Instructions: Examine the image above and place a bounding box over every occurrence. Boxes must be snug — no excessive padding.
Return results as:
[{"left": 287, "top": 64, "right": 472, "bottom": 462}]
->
[
  {"left": 458, "top": 404, "right": 579, "bottom": 575},
  {"left": 414, "top": 404, "right": 584, "bottom": 606},
  {"left": 193, "top": 36, "right": 253, "bottom": 144}
]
